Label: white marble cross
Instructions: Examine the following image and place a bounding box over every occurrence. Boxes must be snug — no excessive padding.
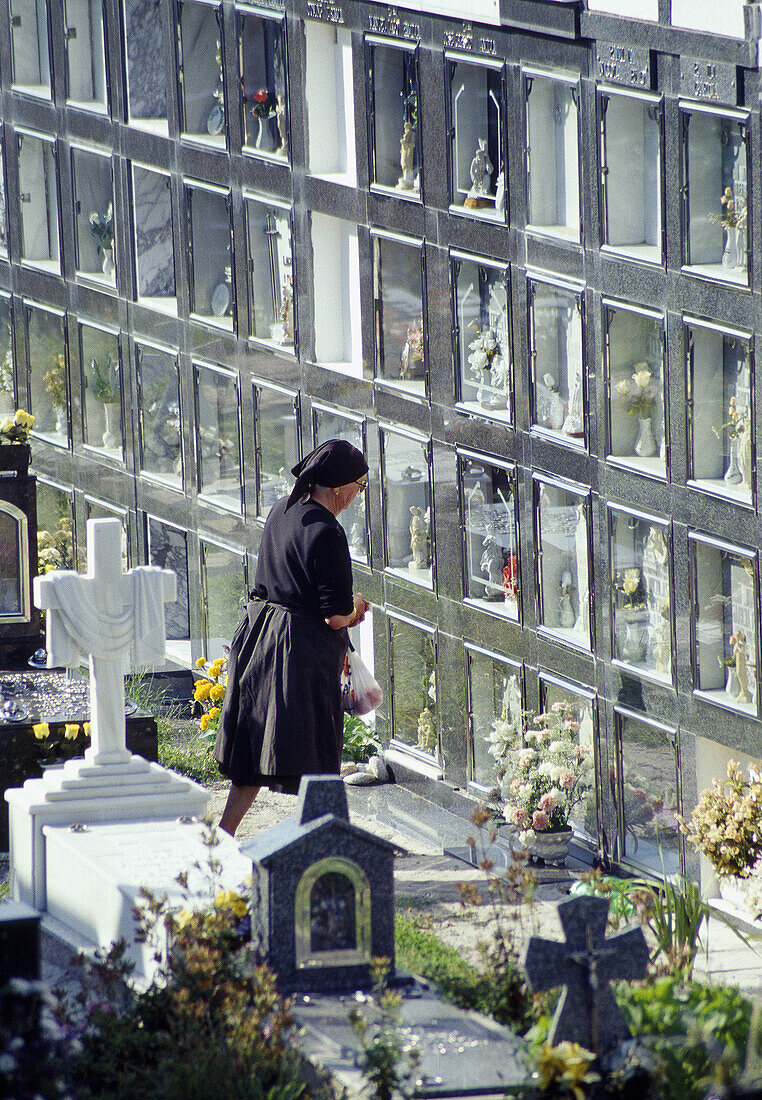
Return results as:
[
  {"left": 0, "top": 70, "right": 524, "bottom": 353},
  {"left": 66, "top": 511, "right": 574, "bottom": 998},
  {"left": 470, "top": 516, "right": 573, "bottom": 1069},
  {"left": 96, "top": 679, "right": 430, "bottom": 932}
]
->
[{"left": 33, "top": 518, "right": 177, "bottom": 767}]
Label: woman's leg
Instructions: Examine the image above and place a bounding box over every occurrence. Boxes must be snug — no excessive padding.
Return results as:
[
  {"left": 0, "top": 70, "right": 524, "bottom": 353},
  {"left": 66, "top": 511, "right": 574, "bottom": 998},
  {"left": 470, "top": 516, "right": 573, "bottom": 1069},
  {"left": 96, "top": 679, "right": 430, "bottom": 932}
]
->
[{"left": 219, "top": 783, "right": 261, "bottom": 836}]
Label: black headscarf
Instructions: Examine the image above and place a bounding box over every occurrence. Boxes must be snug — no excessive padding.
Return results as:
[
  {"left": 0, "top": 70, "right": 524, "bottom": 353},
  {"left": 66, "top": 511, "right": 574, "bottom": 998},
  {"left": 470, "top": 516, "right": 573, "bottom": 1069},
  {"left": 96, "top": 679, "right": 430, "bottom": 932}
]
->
[{"left": 285, "top": 439, "right": 369, "bottom": 510}]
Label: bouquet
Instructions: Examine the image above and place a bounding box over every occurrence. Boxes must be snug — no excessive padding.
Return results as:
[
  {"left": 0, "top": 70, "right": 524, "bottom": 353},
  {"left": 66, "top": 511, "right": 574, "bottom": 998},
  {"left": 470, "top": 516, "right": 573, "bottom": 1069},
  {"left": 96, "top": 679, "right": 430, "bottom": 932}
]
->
[
  {"left": 467, "top": 324, "right": 502, "bottom": 386},
  {"left": 0, "top": 408, "right": 34, "bottom": 443},
  {"left": 194, "top": 656, "right": 227, "bottom": 741},
  {"left": 679, "top": 759, "right": 762, "bottom": 878},
  {"left": 251, "top": 88, "right": 276, "bottom": 118},
  {"left": 615, "top": 365, "right": 658, "bottom": 418},
  {"left": 89, "top": 203, "right": 114, "bottom": 256}
]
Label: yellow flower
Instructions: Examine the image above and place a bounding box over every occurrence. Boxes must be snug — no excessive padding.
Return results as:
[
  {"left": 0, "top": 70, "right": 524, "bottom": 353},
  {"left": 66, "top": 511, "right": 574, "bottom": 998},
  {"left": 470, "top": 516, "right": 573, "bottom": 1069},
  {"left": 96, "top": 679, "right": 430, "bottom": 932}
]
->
[
  {"left": 208, "top": 707, "right": 220, "bottom": 720},
  {"left": 214, "top": 889, "right": 247, "bottom": 918},
  {"left": 199, "top": 714, "right": 210, "bottom": 732},
  {"left": 209, "top": 658, "right": 225, "bottom": 678},
  {"left": 0, "top": 419, "right": 14, "bottom": 435},
  {"left": 176, "top": 909, "right": 195, "bottom": 929},
  {"left": 194, "top": 679, "right": 212, "bottom": 703},
  {"left": 83, "top": 722, "right": 91, "bottom": 737},
  {"left": 64, "top": 723, "right": 80, "bottom": 741},
  {"left": 196, "top": 657, "right": 207, "bottom": 669},
  {"left": 14, "top": 409, "right": 34, "bottom": 428},
  {"left": 33, "top": 722, "right": 50, "bottom": 740},
  {"left": 535, "top": 1042, "right": 599, "bottom": 1100},
  {"left": 209, "top": 683, "right": 225, "bottom": 702},
  {"left": 44, "top": 564, "right": 56, "bottom": 573}
]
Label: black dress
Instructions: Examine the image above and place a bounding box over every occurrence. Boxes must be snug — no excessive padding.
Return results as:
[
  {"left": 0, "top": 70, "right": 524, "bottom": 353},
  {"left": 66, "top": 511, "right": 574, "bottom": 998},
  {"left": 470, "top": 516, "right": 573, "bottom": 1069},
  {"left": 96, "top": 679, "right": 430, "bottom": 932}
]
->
[{"left": 213, "top": 496, "right": 354, "bottom": 792}]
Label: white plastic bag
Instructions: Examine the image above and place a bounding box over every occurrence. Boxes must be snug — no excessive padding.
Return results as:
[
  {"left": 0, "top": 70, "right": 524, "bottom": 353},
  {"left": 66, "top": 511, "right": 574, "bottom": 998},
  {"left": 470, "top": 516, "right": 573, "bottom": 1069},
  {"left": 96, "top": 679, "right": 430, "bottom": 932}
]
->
[{"left": 341, "top": 649, "right": 383, "bottom": 716}]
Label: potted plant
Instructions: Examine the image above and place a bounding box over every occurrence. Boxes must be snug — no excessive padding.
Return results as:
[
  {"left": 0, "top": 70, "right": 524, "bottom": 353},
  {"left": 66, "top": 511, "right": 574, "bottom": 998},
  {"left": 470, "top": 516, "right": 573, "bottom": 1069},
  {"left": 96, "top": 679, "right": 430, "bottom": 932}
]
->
[{"left": 89, "top": 203, "right": 115, "bottom": 275}]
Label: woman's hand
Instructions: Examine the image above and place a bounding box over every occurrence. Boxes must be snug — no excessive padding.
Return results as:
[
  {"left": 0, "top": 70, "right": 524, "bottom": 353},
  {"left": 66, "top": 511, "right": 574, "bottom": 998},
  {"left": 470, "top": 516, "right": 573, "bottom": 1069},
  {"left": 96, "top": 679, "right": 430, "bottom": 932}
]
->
[{"left": 325, "top": 593, "right": 369, "bottom": 631}]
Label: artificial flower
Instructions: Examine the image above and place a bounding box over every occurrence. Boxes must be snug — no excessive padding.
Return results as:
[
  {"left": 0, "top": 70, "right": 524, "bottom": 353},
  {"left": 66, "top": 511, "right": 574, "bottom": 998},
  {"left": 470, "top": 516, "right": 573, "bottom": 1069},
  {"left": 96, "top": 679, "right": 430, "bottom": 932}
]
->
[
  {"left": 64, "top": 723, "right": 80, "bottom": 741},
  {"left": 33, "top": 722, "right": 50, "bottom": 740}
]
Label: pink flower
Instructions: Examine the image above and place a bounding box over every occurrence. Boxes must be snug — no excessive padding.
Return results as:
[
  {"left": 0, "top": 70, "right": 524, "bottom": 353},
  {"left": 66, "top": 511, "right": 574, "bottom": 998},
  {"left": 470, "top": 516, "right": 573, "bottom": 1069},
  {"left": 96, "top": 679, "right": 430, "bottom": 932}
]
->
[
  {"left": 539, "top": 792, "right": 558, "bottom": 811},
  {"left": 532, "top": 810, "right": 549, "bottom": 831},
  {"left": 560, "top": 772, "right": 576, "bottom": 789},
  {"left": 513, "top": 807, "right": 527, "bottom": 826}
]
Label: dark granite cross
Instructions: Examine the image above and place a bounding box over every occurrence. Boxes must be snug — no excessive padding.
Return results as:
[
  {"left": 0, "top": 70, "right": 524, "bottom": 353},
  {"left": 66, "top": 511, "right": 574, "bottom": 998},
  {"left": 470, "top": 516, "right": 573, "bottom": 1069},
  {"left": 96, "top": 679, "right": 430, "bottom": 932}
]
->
[{"left": 523, "top": 895, "right": 649, "bottom": 1053}]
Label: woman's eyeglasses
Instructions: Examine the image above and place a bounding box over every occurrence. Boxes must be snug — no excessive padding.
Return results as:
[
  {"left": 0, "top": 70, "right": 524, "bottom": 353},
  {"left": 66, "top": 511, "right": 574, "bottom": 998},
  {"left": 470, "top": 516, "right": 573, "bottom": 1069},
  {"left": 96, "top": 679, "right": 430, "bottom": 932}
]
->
[{"left": 355, "top": 480, "right": 368, "bottom": 493}]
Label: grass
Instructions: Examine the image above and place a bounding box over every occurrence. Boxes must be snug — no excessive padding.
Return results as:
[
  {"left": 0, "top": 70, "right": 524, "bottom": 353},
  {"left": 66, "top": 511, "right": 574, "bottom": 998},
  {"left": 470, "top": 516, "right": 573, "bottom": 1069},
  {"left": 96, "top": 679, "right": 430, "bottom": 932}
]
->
[
  {"left": 395, "top": 914, "right": 484, "bottom": 1007},
  {"left": 126, "top": 672, "right": 220, "bottom": 785}
]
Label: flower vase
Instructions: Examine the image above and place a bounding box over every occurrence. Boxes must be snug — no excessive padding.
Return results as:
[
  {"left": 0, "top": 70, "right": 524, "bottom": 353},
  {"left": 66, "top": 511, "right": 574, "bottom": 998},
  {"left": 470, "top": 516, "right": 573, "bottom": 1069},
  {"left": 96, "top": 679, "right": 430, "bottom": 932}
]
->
[
  {"left": 101, "top": 247, "right": 115, "bottom": 276},
  {"left": 622, "top": 615, "right": 646, "bottom": 664},
  {"left": 724, "top": 436, "right": 742, "bottom": 485},
  {"left": 476, "top": 376, "right": 492, "bottom": 408},
  {"left": 255, "top": 115, "right": 274, "bottom": 152},
  {"left": 524, "top": 826, "right": 572, "bottom": 865},
  {"left": 718, "top": 875, "right": 762, "bottom": 919},
  {"left": 54, "top": 405, "right": 66, "bottom": 436},
  {"left": 722, "top": 228, "right": 737, "bottom": 270},
  {"left": 725, "top": 665, "right": 740, "bottom": 697},
  {"left": 102, "top": 402, "right": 120, "bottom": 449},
  {"left": 634, "top": 416, "right": 657, "bottom": 459}
]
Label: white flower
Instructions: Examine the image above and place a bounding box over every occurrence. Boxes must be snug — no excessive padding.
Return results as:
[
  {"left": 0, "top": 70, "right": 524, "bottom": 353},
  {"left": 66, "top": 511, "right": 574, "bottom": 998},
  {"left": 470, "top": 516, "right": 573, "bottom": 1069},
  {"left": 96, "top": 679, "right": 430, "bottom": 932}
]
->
[
  {"left": 548, "top": 739, "right": 566, "bottom": 755},
  {"left": 518, "top": 748, "right": 536, "bottom": 769},
  {"left": 615, "top": 379, "right": 630, "bottom": 397},
  {"left": 481, "top": 332, "right": 497, "bottom": 352},
  {"left": 538, "top": 761, "right": 554, "bottom": 778},
  {"left": 469, "top": 349, "right": 489, "bottom": 371}
]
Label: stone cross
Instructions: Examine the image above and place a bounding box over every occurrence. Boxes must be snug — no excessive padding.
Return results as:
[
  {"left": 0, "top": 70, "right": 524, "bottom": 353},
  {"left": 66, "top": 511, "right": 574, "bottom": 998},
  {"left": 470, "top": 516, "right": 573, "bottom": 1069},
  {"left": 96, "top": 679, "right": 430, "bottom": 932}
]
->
[
  {"left": 523, "top": 895, "right": 649, "bottom": 1053},
  {"left": 33, "top": 518, "right": 176, "bottom": 767}
]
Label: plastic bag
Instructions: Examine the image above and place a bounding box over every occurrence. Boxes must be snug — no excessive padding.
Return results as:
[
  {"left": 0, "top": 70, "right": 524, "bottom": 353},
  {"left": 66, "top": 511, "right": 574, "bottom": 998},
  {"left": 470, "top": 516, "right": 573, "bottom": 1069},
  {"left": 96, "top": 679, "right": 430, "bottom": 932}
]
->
[{"left": 341, "top": 649, "right": 383, "bottom": 716}]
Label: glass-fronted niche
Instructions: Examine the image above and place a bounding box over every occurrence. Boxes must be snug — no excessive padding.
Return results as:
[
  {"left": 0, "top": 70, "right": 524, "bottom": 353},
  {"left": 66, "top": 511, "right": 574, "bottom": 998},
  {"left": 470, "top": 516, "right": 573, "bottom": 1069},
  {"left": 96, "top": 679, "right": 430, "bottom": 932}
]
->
[
  {"left": 467, "top": 646, "right": 522, "bottom": 792},
  {"left": 64, "top": 0, "right": 107, "bottom": 111},
  {"left": 524, "top": 69, "right": 580, "bottom": 241},
  {"left": 452, "top": 253, "right": 511, "bottom": 423},
  {"left": 178, "top": 0, "right": 226, "bottom": 148},
  {"left": 613, "top": 709, "right": 681, "bottom": 875},
  {"left": 460, "top": 452, "right": 518, "bottom": 620},
  {"left": 447, "top": 55, "right": 505, "bottom": 222},
  {"left": 25, "top": 303, "right": 68, "bottom": 446},
  {"left": 186, "top": 182, "right": 234, "bottom": 331},
  {"left": 124, "top": 0, "right": 169, "bottom": 134},
  {"left": 146, "top": 516, "right": 190, "bottom": 664},
  {"left": 610, "top": 506, "right": 672, "bottom": 684},
  {"left": 72, "top": 145, "right": 116, "bottom": 287},
  {"left": 0, "top": 295, "right": 14, "bottom": 418},
  {"left": 535, "top": 477, "right": 591, "bottom": 650},
  {"left": 687, "top": 319, "right": 753, "bottom": 506},
  {"left": 388, "top": 612, "right": 438, "bottom": 761},
  {"left": 132, "top": 164, "right": 176, "bottom": 314},
  {"left": 529, "top": 275, "right": 585, "bottom": 446},
  {"left": 137, "top": 342, "right": 182, "bottom": 489},
  {"left": 200, "top": 538, "right": 247, "bottom": 662},
  {"left": 600, "top": 88, "right": 662, "bottom": 263},
  {"left": 10, "top": 0, "right": 51, "bottom": 97},
  {"left": 367, "top": 38, "right": 420, "bottom": 198},
  {"left": 304, "top": 20, "right": 355, "bottom": 184},
  {"left": 246, "top": 194, "right": 293, "bottom": 349},
  {"left": 253, "top": 381, "right": 299, "bottom": 520},
  {"left": 373, "top": 231, "right": 426, "bottom": 398},
  {"left": 17, "top": 131, "right": 60, "bottom": 274},
  {"left": 80, "top": 323, "right": 123, "bottom": 461},
  {"left": 0, "top": 138, "right": 8, "bottom": 259},
  {"left": 239, "top": 7, "right": 288, "bottom": 160},
  {"left": 381, "top": 426, "right": 433, "bottom": 590},
  {"left": 195, "top": 362, "right": 242, "bottom": 513},
  {"left": 36, "top": 479, "right": 75, "bottom": 570},
  {"left": 606, "top": 301, "right": 666, "bottom": 478},
  {"left": 539, "top": 673, "right": 597, "bottom": 842},
  {"left": 691, "top": 533, "right": 758, "bottom": 716},
  {"left": 313, "top": 406, "right": 367, "bottom": 563},
  {"left": 682, "top": 103, "right": 749, "bottom": 286},
  {"left": 311, "top": 214, "right": 362, "bottom": 374}
]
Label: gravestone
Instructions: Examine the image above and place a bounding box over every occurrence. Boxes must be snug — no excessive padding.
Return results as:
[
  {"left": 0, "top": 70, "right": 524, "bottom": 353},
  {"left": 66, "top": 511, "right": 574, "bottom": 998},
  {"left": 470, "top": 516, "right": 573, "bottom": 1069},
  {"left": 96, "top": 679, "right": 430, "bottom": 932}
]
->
[
  {"left": 523, "top": 894, "right": 649, "bottom": 1052},
  {"left": 6, "top": 518, "right": 208, "bottom": 910}
]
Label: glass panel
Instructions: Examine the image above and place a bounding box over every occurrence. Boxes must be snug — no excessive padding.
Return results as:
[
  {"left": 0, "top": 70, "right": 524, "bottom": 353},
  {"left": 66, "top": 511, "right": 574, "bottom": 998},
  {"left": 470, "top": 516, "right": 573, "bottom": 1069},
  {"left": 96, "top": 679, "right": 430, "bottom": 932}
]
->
[
  {"left": 81, "top": 325, "right": 122, "bottom": 460},
  {"left": 539, "top": 678, "right": 596, "bottom": 841},
  {"left": 84, "top": 499, "right": 128, "bottom": 569},
  {"left": 530, "top": 281, "right": 584, "bottom": 446},
  {"left": 188, "top": 186, "right": 233, "bottom": 330},
  {"left": 369, "top": 42, "right": 420, "bottom": 196},
  {"left": 0, "top": 138, "right": 7, "bottom": 258},
  {"left": 18, "top": 134, "right": 60, "bottom": 273},
  {"left": 137, "top": 345, "right": 182, "bottom": 487},
  {"left": 526, "top": 75, "right": 580, "bottom": 240},
  {"left": 201, "top": 540, "right": 246, "bottom": 662},
  {"left": 462, "top": 456, "right": 518, "bottom": 619},
  {"left": 72, "top": 148, "right": 115, "bottom": 286},
  {"left": 246, "top": 198, "right": 293, "bottom": 347},
  {"left": 254, "top": 384, "right": 298, "bottom": 520},
  {"left": 685, "top": 110, "right": 748, "bottom": 285},
  {"left": 36, "top": 481, "right": 75, "bottom": 572},
  {"left": 389, "top": 617, "right": 436, "bottom": 755},
  {"left": 147, "top": 517, "right": 190, "bottom": 641},
  {"left": 64, "top": 0, "right": 107, "bottom": 110},
  {"left": 615, "top": 713, "right": 680, "bottom": 875},
  {"left": 611, "top": 511, "right": 671, "bottom": 682},
  {"left": 607, "top": 305, "right": 665, "bottom": 477},
  {"left": 382, "top": 430, "right": 432, "bottom": 590},
  {"left": 10, "top": 0, "right": 51, "bottom": 96},
  {"left": 449, "top": 60, "right": 505, "bottom": 221},
  {"left": 133, "top": 166, "right": 176, "bottom": 313},
  {"left": 124, "top": 0, "right": 168, "bottom": 134},
  {"left": 536, "top": 481, "right": 590, "bottom": 649},
  {"left": 454, "top": 257, "right": 511, "bottom": 422},
  {"left": 0, "top": 297, "right": 15, "bottom": 418},
  {"left": 27, "top": 306, "right": 68, "bottom": 445},
  {"left": 310, "top": 873, "right": 355, "bottom": 951},
  {"left": 196, "top": 365, "right": 242, "bottom": 513},
  {"left": 313, "top": 409, "right": 366, "bottom": 563},
  {"left": 468, "top": 650, "right": 522, "bottom": 790},
  {"left": 601, "top": 93, "right": 662, "bottom": 262},
  {"left": 373, "top": 235, "right": 425, "bottom": 398},
  {"left": 240, "top": 12, "right": 288, "bottom": 159},
  {"left": 689, "top": 324, "right": 752, "bottom": 505},
  {"left": 693, "top": 540, "right": 757, "bottom": 715},
  {"left": 0, "top": 510, "right": 23, "bottom": 615},
  {"left": 180, "top": 1, "right": 226, "bottom": 147}
]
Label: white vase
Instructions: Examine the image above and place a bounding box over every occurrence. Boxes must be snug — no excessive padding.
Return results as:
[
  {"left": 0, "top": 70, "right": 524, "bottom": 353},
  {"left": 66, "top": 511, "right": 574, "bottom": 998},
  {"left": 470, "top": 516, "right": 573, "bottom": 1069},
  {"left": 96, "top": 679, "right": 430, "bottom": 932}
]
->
[
  {"left": 722, "top": 228, "right": 737, "bottom": 270},
  {"left": 102, "top": 402, "right": 120, "bottom": 449},
  {"left": 54, "top": 405, "right": 66, "bottom": 436},
  {"left": 101, "top": 247, "right": 115, "bottom": 276},
  {"left": 724, "top": 435, "right": 742, "bottom": 485},
  {"left": 525, "top": 827, "right": 572, "bottom": 865},
  {"left": 255, "top": 115, "right": 275, "bottom": 152},
  {"left": 622, "top": 615, "right": 647, "bottom": 663},
  {"left": 718, "top": 874, "right": 761, "bottom": 919},
  {"left": 634, "top": 416, "right": 657, "bottom": 459},
  {"left": 725, "top": 665, "right": 740, "bottom": 697},
  {"left": 476, "top": 378, "right": 492, "bottom": 408}
]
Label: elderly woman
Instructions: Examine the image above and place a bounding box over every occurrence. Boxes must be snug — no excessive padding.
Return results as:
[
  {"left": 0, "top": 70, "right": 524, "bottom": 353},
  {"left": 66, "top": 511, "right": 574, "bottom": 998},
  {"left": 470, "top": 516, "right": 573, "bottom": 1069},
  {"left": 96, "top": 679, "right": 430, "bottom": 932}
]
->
[{"left": 215, "top": 439, "right": 369, "bottom": 836}]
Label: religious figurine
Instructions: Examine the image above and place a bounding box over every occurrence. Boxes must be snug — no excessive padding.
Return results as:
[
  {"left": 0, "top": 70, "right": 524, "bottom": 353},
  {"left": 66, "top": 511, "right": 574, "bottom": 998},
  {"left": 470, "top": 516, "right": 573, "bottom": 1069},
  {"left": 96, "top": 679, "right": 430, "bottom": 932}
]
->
[
  {"left": 275, "top": 94, "right": 287, "bottom": 155},
  {"left": 731, "top": 630, "right": 752, "bottom": 704},
  {"left": 464, "top": 138, "right": 495, "bottom": 209},
  {"left": 480, "top": 534, "right": 504, "bottom": 600},
  {"left": 558, "top": 569, "right": 575, "bottom": 628},
  {"left": 562, "top": 364, "right": 584, "bottom": 437},
  {"left": 416, "top": 705, "right": 436, "bottom": 752},
  {"left": 409, "top": 506, "right": 429, "bottom": 570},
  {"left": 494, "top": 170, "right": 506, "bottom": 215},
  {"left": 206, "top": 39, "right": 226, "bottom": 136},
  {"left": 542, "top": 373, "right": 564, "bottom": 431},
  {"left": 574, "top": 502, "right": 589, "bottom": 635},
  {"left": 653, "top": 602, "right": 671, "bottom": 676},
  {"left": 277, "top": 273, "right": 294, "bottom": 346},
  {"left": 399, "top": 315, "right": 424, "bottom": 380},
  {"left": 350, "top": 520, "right": 365, "bottom": 552},
  {"left": 397, "top": 121, "right": 416, "bottom": 190}
]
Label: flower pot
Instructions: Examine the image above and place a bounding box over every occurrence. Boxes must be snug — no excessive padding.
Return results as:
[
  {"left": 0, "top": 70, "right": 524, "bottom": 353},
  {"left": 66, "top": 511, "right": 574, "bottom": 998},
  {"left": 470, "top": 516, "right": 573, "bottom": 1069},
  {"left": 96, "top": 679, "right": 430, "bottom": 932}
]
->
[
  {"left": 0, "top": 442, "right": 30, "bottom": 475},
  {"left": 718, "top": 874, "right": 762, "bottom": 919},
  {"left": 634, "top": 416, "right": 657, "bottom": 459},
  {"left": 525, "top": 826, "right": 573, "bottom": 865}
]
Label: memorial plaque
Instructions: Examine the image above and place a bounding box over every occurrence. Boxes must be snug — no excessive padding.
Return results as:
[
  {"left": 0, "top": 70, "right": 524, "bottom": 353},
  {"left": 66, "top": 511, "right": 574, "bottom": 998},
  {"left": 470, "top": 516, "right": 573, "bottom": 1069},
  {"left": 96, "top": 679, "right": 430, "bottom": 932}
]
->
[
  {"left": 680, "top": 57, "right": 737, "bottom": 105},
  {"left": 596, "top": 41, "right": 650, "bottom": 88}
]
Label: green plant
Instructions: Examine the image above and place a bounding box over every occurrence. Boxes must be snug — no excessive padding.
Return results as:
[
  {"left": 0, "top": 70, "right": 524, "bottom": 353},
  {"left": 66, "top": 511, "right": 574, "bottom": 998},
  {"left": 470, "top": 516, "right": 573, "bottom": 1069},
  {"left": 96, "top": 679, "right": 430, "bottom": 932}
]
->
[
  {"left": 679, "top": 759, "right": 762, "bottom": 879},
  {"left": 636, "top": 871, "right": 707, "bottom": 977},
  {"left": 343, "top": 714, "right": 379, "bottom": 764},
  {"left": 125, "top": 671, "right": 219, "bottom": 783},
  {"left": 348, "top": 957, "right": 420, "bottom": 1100},
  {"left": 569, "top": 871, "right": 650, "bottom": 930},
  {"left": 89, "top": 356, "right": 119, "bottom": 403},
  {"left": 192, "top": 656, "right": 227, "bottom": 749},
  {"left": 43, "top": 353, "right": 67, "bottom": 407}
]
